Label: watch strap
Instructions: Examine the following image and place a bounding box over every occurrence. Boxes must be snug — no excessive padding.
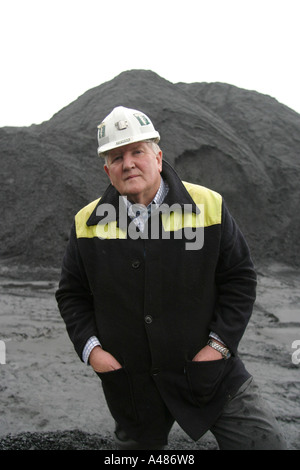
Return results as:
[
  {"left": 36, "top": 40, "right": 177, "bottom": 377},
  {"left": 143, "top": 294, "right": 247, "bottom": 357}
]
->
[{"left": 207, "top": 339, "right": 231, "bottom": 359}]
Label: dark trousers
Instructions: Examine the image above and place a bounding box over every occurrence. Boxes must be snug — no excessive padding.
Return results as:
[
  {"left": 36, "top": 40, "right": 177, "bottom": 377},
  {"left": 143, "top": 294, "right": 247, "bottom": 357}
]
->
[{"left": 114, "top": 377, "right": 287, "bottom": 450}]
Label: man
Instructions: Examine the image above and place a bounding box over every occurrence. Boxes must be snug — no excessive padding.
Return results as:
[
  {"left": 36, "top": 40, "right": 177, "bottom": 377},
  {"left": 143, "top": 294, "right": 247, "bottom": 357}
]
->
[{"left": 56, "top": 106, "right": 286, "bottom": 450}]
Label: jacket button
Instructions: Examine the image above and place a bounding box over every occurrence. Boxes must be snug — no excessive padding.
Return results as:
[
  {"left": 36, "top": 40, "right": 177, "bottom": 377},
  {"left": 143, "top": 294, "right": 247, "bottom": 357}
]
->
[
  {"left": 132, "top": 260, "right": 140, "bottom": 269},
  {"left": 145, "top": 315, "right": 153, "bottom": 324}
]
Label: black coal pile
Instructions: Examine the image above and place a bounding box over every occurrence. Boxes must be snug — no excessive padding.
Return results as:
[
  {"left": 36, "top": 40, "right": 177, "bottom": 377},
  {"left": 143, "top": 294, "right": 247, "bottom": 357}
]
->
[{"left": 1, "top": 69, "right": 300, "bottom": 270}]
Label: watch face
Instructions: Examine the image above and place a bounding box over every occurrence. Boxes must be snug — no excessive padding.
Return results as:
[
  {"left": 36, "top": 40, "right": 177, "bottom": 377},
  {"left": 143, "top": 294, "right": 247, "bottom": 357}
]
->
[{"left": 222, "top": 348, "right": 231, "bottom": 359}]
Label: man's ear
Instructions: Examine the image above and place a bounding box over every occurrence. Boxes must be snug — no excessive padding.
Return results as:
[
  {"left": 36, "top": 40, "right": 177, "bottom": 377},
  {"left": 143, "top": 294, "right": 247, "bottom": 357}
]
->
[
  {"left": 157, "top": 150, "right": 163, "bottom": 172},
  {"left": 104, "top": 164, "right": 110, "bottom": 178},
  {"left": 104, "top": 164, "right": 113, "bottom": 185}
]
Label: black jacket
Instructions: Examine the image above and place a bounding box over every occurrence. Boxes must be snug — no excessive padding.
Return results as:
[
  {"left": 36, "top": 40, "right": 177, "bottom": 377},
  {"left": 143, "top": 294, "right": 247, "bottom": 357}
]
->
[{"left": 56, "top": 161, "right": 256, "bottom": 445}]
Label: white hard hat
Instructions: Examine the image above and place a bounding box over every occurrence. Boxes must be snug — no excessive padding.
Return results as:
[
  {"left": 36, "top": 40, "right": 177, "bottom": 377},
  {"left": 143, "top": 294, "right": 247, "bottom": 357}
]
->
[{"left": 97, "top": 106, "right": 160, "bottom": 157}]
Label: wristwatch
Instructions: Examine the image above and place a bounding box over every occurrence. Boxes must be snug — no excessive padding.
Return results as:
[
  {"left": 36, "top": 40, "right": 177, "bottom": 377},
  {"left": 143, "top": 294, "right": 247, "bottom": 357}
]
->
[{"left": 207, "top": 339, "right": 231, "bottom": 359}]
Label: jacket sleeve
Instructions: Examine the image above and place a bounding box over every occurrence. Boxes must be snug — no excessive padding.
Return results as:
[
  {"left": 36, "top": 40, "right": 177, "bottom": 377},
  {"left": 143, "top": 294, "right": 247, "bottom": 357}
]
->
[
  {"left": 209, "top": 200, "right": 257, "bottom": 355},
  {"left": 55, "top": 221, "right": 98, "bottom": 361}
]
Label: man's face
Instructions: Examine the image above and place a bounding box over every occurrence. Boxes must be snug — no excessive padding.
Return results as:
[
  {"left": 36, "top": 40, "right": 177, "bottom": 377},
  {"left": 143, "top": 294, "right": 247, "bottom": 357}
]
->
[{"left": 104, "top": 141, "right": 162, "bottom": 206}]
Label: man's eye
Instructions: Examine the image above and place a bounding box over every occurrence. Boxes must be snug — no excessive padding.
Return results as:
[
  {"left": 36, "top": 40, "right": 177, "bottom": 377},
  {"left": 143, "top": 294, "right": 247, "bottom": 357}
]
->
[{"left": 112, "top": 155, "right": 122, "bottom": 162}]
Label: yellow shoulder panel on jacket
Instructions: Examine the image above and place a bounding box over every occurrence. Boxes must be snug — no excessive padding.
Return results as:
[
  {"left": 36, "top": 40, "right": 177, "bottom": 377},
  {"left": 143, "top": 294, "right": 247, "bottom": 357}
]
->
[
  {"left": 75, "top": 198, "right": 100, "bottom": 239},
  {"left": 75, "top": 198, "right": 127, "bottom": 239},
  {"left": 183, "top": 182, "right": 222, "bottom": 227}
]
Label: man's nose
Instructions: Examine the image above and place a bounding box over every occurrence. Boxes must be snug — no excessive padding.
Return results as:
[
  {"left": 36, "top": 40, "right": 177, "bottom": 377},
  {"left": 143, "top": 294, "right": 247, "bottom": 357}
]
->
[{"left": 122, "top": 152, "right": 135, "bottom": 169}]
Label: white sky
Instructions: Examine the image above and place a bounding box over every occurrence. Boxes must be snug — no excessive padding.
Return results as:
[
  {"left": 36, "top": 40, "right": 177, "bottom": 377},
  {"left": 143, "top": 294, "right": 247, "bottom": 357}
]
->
[{"left": 1, "top": 0, "right": 300, "bottom": 127}]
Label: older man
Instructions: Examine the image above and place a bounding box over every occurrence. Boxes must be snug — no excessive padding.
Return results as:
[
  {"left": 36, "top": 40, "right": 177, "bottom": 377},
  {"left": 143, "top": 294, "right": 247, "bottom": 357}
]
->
[{"left": 56, "top": 106, "right": 286, "bottom": 450}]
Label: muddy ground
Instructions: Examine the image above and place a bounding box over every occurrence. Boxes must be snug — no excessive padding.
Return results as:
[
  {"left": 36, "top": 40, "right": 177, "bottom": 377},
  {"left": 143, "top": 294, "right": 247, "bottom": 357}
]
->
[{"left": 0, "top": 262, "right": 299, "bottom": 451}]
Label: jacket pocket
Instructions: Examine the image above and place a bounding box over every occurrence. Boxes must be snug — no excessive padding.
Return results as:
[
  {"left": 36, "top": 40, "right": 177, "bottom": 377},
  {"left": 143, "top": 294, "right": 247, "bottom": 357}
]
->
[
  {"left": 185, "top": 359, "right": 227, "bottom": 405},
  {"left": 96, "top": 367, "right": 138, "bottom": 423}
]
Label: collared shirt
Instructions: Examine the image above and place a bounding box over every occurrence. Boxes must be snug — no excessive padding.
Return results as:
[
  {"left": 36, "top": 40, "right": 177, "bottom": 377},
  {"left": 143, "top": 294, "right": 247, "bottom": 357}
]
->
[{"left": 123, "top": 176, "right": 169, "bottom": 233}]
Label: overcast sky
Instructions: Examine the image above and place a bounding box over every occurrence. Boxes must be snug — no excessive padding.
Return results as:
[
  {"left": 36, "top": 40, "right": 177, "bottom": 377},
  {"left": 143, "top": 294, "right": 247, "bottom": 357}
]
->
[{"left": 1, "top": 0, "right": 299, "bottom": 127}]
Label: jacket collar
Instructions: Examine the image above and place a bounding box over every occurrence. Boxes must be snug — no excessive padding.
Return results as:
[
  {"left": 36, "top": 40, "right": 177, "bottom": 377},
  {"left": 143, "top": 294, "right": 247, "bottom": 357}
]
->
[{"left": 86, "top": 160, "right": 199, "bottom": 227}]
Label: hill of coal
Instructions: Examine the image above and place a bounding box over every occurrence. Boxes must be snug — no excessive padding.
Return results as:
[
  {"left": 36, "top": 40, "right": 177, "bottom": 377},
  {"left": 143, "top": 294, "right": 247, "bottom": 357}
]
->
[{"left": 1, "top": 69, "right": 300, "bottom": 269}]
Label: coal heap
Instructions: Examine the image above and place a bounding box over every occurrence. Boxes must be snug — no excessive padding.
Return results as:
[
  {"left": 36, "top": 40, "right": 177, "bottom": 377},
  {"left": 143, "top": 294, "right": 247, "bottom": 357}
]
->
[{"left": 1, "top": 70, "right": 300, "bottom": 269}]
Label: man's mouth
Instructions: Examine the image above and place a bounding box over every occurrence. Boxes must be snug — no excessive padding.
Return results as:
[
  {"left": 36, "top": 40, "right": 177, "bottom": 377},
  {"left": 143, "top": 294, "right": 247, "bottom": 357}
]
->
[{"left": 125, "top": 175, "right": 140, "bottom": 180}]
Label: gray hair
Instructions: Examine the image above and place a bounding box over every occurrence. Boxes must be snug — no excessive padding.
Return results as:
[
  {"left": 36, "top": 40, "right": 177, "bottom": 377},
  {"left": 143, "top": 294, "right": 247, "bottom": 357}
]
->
[{"left": 104, "top": 140, "right": 161, "bottom": 165}]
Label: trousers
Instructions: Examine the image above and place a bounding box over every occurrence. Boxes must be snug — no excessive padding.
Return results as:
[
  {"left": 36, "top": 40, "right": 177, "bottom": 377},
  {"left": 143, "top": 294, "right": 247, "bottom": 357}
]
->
[
  {"left": 210, "top": 376, "right": 287, "bottom": 450},
  {"left": 114, "top": 377, "right": 287, "bottom": 450}
]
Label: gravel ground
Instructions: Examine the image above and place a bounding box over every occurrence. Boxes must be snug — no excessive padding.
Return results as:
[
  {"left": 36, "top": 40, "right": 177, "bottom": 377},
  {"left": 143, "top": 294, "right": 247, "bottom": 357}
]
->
[{"left": 0, "top": 262, "right": 299, "bottom": 451}]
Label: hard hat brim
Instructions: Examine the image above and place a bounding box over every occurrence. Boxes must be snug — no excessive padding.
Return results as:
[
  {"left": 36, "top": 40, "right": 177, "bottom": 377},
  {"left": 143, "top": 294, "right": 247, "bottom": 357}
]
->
[{"left": 98, "top": 131, "right": 160, "bottom": 157}]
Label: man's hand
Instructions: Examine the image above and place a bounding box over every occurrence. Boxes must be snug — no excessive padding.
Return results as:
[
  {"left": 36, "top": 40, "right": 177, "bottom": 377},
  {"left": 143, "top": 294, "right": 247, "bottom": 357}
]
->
[
  {"left": 89, "top": 346, "right": 122, "bottom": 372},
  {"left": 192, "top": 344, "right": 223, "bottom": 362}
]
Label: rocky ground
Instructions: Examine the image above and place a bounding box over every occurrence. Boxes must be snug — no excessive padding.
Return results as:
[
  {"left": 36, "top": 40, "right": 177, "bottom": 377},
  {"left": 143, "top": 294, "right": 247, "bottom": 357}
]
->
[{"left": 0, "top": 262, "right": 299, "bottom": 451}]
